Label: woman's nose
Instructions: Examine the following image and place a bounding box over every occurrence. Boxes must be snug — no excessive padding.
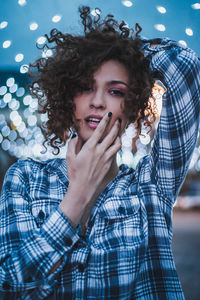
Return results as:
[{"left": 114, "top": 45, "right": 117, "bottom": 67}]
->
[{"left": 90, "top": 90, "right": 106, "bottom": 108}]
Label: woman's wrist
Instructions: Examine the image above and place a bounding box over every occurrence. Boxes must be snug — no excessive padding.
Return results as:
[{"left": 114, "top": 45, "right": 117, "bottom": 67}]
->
[{"left": 59, "top": 185, "right": 89, "bottom": 228}]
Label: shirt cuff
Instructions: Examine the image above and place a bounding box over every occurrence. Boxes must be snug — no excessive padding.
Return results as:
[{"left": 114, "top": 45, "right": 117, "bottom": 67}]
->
[{"left": 40, "top": 207, "right": 80, "bottom": 255}]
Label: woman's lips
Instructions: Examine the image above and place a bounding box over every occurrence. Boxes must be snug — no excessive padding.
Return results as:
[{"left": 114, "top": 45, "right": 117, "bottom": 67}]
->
[
  {"left": 85, "top": 115, "right": 103, "bottom": 129},
  {"left": 85, "top": 119, "right": 100, "bottom": 129}
]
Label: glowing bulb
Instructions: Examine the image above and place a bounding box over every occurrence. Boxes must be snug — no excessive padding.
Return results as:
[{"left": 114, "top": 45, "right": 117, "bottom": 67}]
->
[
  {"left": 2, "top": 139, "right": 10, "bottom": 151},
  {"left": 178, "top": 40, "right": 187, "bottom": 47},
  {"left": 139, "top": 134, "right": 151, "bottom": 145},
  {"left": 9, "top": 84, "right": 18, "bottom": 94},
  {"left": 42, "top": 49, "right": 53, "bottom": 58},
  {"left": 2, "top": 125, "right": 10, "bottom": 137},
  {"left": 15, "top": 53, "right": 24, "bottom": 62},
  {"left": 27, "top": 115, "right": 37, "bottom": 126},
  {"left": 52, "top": 15, "right": 62, "bottom": 23},
  {"left": 91, "top": 9, "right": 101, "bottom": 16},
  {"left": 18, "top": 0, "right": 26, "bottom": 6},
  {"left": 122, "top": 1, "right": 133, "bottom": 7},
  {"left": 30, "top": 22, "right": 38, "bottom": 30},
  {"left": 20, "top": 64, "right": 29, "bottom": 74},
  {"left": 191, "top": 3, "right": 200, "bottom": 9},
  {"left": 10, "top": 110, "right": 19, "bottom": 121},
  {"left": 3, "top": 93, "right": 12, "bottom": 103},
  {"left": 6, "top": 77, "right": 15, "bottom": 87},
  {"left": 16, "top": 87, "right": 25, "bottom": 97},
  {"left": 8, "top": 130, "right": 17, "bottom": 141},
  {"left": 23, "top": 95, "right": 32, "bottom": 105},
  {"left": 185, "top": 28, "right": 193, "bottom": 36},
  {"left": 13, "top": 115, "right": 22, "bottom": 127},
  {"left": 37, "top": 36, "right": 46, "bottom": 45},
  {"left": 122, "top": 151, "right": 134, "bottom": 165},
  {"left": 154, "top": 24, "right": 166, "bottom": 32},
  {"left": 0, "top": 21, "right": 8, "bottom": 29},
  {"left": 0, "top": 86, "right": 7, "bottom": 95},
  {"left": 3, "top": 40, "right": 11, "bottom": 48},
  {"left": 156, "top": 6, "right": 166, "bottom": 13}
]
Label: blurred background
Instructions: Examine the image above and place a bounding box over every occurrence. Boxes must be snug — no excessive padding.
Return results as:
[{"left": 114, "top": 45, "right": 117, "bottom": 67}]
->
[{"left": 0, "top": 0, "right": 200, "bottom": 299}]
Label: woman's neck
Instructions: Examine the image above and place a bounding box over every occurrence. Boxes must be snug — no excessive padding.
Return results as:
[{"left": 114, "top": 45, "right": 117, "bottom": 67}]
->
[{"left": 103, "top": 154, "right": 119, "bottom": 185}]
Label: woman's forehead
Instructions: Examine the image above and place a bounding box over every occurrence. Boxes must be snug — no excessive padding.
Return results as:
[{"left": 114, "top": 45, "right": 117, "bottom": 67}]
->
[{"left": 92, "top": 60, "right": 129, "bottom": 83}]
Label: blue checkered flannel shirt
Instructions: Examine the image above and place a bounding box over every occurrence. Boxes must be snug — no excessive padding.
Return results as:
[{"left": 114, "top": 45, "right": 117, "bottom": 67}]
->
[{"left": 0, "top": 38, "right": 200, "bottom": 299}]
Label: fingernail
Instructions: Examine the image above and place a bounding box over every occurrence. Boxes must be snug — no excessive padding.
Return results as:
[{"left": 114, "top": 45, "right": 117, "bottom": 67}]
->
[
  {"left": 71, "top": 133, "right": 77, "bottom": 139},
  {"left": 118, "top": 118, "right": 122, "bottom": 124},
  {"left": 108, "top": 112, "right": 112, "bottom": 117}
]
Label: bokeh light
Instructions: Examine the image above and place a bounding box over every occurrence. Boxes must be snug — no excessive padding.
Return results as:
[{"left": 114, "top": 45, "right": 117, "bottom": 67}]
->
[
  {"left": 191, "top": 3, "right": 200, "bottom": 9},
  {"left": 122, "top": 1, "right": 133, "bottom": 7},
  {"left": 29, "top": 22, "right": 38, "bottom": 30},
  {"left": 52, "top": 15, "right": 62, "bottom": 23},
  {"left": 154, "top": 24, "right": 166, "bottom": 32},
  {"left": 156, "top": 6, "right": 167, "bottom": 14},
  {"left": 0, "top": 21, "right": 8, "bottom": 29},
  {"left": 18, "top": 0, "right": 26, "bottom": 6},
  {"left": 37, "top": 36, "right": 46, "bottom": 45},
  {"left": 15, "top": 53, "right": 24, "bottom": 62},
  {"left": 185, "top": 28, "right": 193, "bottom": 36},
  {"left": 3, "top": 40, "right": 11, "bottom": 48}
]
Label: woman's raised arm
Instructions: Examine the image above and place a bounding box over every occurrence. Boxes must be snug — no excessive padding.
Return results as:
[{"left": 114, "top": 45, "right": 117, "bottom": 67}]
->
[{"left": 141, "top": 39, "right": 200, "bottom": 202}]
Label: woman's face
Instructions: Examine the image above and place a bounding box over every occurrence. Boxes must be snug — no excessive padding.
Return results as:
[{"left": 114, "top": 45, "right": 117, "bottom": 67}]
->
[{"left": 74, "top": 60, "right": 129, "bottom": 143}]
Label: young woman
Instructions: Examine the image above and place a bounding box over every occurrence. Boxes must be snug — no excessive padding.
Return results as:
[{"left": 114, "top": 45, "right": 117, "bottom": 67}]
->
[{"left": 0, "top": 6, "right": 200, "bottom": 300}]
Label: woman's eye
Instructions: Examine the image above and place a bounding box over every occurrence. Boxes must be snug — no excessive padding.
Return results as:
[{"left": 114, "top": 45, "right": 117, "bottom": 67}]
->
[
  {"left": 109, "top": 89, "right": 125, "bottom": 97},
  {"left": 81, "top": 86, "right": 93, "bottom": 93},
  {"left": 84, "top": 87, "right": 93, "bottom": 91}
]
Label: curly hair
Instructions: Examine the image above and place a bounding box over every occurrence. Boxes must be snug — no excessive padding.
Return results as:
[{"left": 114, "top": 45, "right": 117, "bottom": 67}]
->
[{"left": 29, "top": 6, "right": 155, "bottom": 154}]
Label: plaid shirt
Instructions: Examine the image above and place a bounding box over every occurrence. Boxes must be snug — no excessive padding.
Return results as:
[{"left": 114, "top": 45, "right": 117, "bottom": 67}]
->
[{"left": 0, "top": 39, "right": 200, "bottom": 300}]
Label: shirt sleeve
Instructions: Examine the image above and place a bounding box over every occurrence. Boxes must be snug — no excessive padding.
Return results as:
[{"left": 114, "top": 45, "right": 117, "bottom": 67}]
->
[
  {"left": 0, "top": 161, "right": 80, "bottom": 295},
  {"left": 141, "top": 39, "right": 200, "bottom": 201}
]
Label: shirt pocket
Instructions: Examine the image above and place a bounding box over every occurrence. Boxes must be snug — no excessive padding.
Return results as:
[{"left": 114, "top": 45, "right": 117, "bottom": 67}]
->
[
  {"left": 30, "top": 198, "right": 59, "bottom": 227},
  {"left": 90, "top": 194, "right": 143, "bottom": 252}
]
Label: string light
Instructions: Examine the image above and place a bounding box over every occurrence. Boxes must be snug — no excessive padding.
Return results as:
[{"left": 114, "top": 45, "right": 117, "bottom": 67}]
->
[
  {"left": 0, "top": 21, "right": 8, "bottom": 29},
  {"left": 191, "top": 3, "right": 200, "bottom": 9},
  {"left": 20, "top": 64, "right": 29, "bottom": 74},
  {"left": 179, "top": 40, "right": 187, "bottom": 47},
  {"left": 91, "top": 9, "right": 101, "bottom": 16},
  {"left": 154, "top": 24, "right": 166, "bottom": 32},
  {"left": 15, "top": 53, "right": 24, "bottom": 62},
  {"left": 52, "top": 15, "right": 62, "bottom": 23},
  {"left": 122, "top": 1, "right": 133, "bottom": 7},
  {"left": 29, "top": 22, "right": 38, "bottom": 31},
  {"left": 37, "top": 36, "right": 46, "bottom": 45},
  {"left": 185, "top": 28, "right": 193, "bottom": 36},
  {"left": 3, "top": 40, "right": 11, "bottom": 48},
  {"left": 18, "top": 0, "right": 26, "bottom": 6},
  {"left": 156, "top": 6, "right": 167, "bottom": 14}
]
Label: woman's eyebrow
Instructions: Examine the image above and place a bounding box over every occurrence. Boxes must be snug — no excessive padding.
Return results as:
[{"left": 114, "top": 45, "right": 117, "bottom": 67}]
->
[{"left": 108, "top": 80, "right": 129, "bottom": 87}]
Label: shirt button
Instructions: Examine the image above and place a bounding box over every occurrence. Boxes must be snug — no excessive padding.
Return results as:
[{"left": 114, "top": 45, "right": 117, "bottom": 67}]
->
[
  {"left": 118, "top": 206, "right": 125, "bottom": 214},
  {"left": 64, "top": 237, "right": 72, "bottom": 246},
  {"left": 38, "top": 210, "right": 45, "bottom": 219},
  {"left": 2, "top": 281, "right": 10, "bottom": 290},
  {"left": 78, "top": 264, "right": 85, "bottom": 273}
]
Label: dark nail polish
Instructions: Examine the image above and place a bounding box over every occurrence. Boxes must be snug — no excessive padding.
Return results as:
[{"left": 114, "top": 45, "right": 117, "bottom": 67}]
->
[
  {"left": 108, "top": 112, "right": 112, "bottom": 117},
  {"left": 71, "top": 133, "right": 77, "bottom": 139},
  {"left": 118, "top": 118, "right": 122, "bottom": 124}
]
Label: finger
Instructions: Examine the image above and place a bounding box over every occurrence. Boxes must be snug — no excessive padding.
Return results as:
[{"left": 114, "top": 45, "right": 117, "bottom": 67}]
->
[
  {"left": 75, "top": 136, "right": 84, "bottom": 154},
  {"left": 87, "top": 112, "right": 112, "bottom": 146},
  {"left": 67, "top": 136, "right": 78, "bottom": 158},
  {"left": 100, "top": 119, "right": 121, "bottom": 150},
  {"left": 104, "top": 136, "right": 122, "bottom": 160}
]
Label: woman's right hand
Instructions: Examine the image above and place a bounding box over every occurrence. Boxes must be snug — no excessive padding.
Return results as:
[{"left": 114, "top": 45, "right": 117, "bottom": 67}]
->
[{"left": 59, "top": 112, "right": 121, "bottom": 228}]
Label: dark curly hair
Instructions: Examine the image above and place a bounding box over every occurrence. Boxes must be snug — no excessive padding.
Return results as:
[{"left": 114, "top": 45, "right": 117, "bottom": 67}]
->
[{"left": 29, "top": 6, "right": 155, "bottom": 154}]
